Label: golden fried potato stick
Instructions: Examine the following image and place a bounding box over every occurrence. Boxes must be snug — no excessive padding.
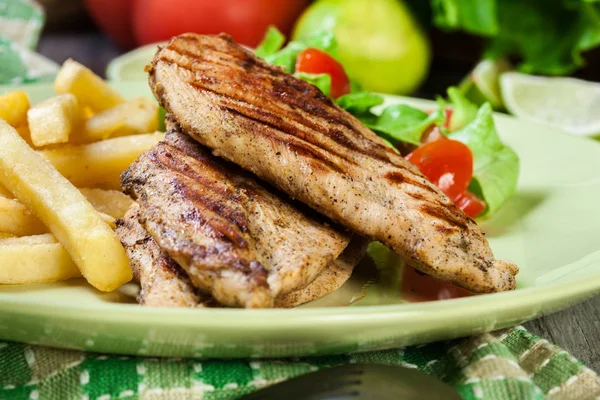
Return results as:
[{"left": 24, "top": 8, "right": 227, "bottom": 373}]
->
[
  {"left": 0, "top": 120, "right": 131, "bottom": 291},
  {"left": 78, "top": 188, "right": 134, "bottom": 219},
  {"left": 38, "top": 132, "right": 164, "bottom": 190},
  {"left": 0, "top": 196, "right": 47, "bottom": 236},
  {"left": 0, "top": 91, "right": 30, "bottom": 127},
  {"left": 0, "top": 234, "right": 82, "bottom": 285},
  {"left": 54, "top": 59, "right": 125, "bottom": 113}
]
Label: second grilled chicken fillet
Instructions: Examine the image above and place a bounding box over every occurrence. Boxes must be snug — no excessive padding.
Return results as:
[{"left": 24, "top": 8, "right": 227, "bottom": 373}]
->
[
  {"left": 122, "top": 129, "right": 351, "bottom": 308},
  {"left": 115, "top": 203, "right": 204, "bottom": 308},
  {"left": 117, "top": 202, "right": 366, "bottom": 308},
  {"left": 147, "top": 33, "right": 518, "bottom": 293},
  {"left": 275, "top": 237, "right": 368, "bottom": 308}
]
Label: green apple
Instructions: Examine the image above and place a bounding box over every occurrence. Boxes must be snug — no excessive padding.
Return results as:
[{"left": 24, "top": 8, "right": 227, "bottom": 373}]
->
[{"left": 293, "top": 0, "right": 431, "bottom": 95}]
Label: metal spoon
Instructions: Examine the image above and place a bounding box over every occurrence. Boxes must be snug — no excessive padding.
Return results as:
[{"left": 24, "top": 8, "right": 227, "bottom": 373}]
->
[{"left": 240, "top": 363, "right": 461, "bottom": 400}]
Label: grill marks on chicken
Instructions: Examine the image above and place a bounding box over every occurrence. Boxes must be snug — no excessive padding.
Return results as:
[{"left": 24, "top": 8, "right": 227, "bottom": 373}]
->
[
  {"left": 121, "top": 129, "right": 351, "bottom": 308},
  {"left": 115, "top": 203, "right": 205, "bottom": 308},
  {"left": 116, "top": 201, "right": 365, "bottom": 308},
  {"left": 147, "top": 33, "right": 518, "bottom": 293}
]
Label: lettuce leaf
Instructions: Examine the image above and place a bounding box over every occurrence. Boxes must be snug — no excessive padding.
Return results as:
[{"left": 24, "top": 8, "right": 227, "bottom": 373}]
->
[
  {"left": 255, "top": 26, "right": 285, "bottom": 59},
  {"left": 448, "top": 103, "right": 519, "bottom": 215},
  {"left": 446, "top": 86, "right": 478, "bottom": 131},
  {"left": 336, "top": 92, "right": 384, "bottom": 116},
  {"left": 366, "top": 105, "right": 444, "bottom": 146},
  {"left": 431, "top": 0, "right": 498, "bottom": 35},
  {"left": 294, "top": 72, "right": 332, "bottom": 96},
  {"left": 263, "top": 29, "right": 337, "bottom": 73},
  {"left": 419, "top": 0, "right": 600, "bottom": 75},
  {"left": 336, "top": 93, "right": 443, "bottom": 146}
]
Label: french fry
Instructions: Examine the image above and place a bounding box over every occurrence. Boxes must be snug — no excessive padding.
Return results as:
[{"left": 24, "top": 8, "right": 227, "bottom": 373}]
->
[
  {"left": 27, "top": 94, "right": 80, "bottom": 147},
  {"left": 79, "top": 188, "right": 133, "bottom": 219},
  {"left": 0, "top": 120, "right": 131, "bottom": 291},
  {"left": 0, "top": 185, "right": 123, "bottom": 232},
  {"left": 54, "top": 59, "right": 125, "bottom": 113},
  {"left": 0, "top": 184, "right": 12, "bottom": 198},
  {"left": 0, "top": 234, "right": 81, "bottom": 285},
  {"left": 0, "top": 91, "right": 30, "bottom": 127},
  {"left": 76, "top": 97, "right": 159, "bottom": 143},
  {"left": 0, "top": 233, "right": 15, "bottom": 239},
  {"left": 39, "top": 132, "right": 164, "bottom": 189},
  {"left": 0, "top": 196, "right": 47, "bottom": 236},
  {"left": 15, "top": 124, "right": 34, "bottom": 147}
]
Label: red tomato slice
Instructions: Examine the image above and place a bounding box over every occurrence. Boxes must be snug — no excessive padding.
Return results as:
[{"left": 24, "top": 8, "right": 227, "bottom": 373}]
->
[
  {"left": 295, "top": 48, "right": 351, "bottom": 98},
  {"left": 405, "top": 139, "right": 473, "bottom": 200},
  {"left": 455, "top": 191, "right": 487, "bottom": 218},
  {"left": 401, "top": 265, "right": 471, "bottom": 302}
]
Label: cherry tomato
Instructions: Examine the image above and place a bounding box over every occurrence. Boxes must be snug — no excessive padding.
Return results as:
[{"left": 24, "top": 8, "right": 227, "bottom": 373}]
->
[
  {"left": 401, "top": 265, "right": 471, "bottom": 302},
  {"left": 131, "top": 0, "right": 310, "bottom": 48},
  {"left": 295, "top": 48, "right": 351, "bottom": 98},
  {"left": 405, "top": 139, "right": 473, "bottom": 200},
  {"left": 455, "top": 191, "right": 487, "bottom": 218}
]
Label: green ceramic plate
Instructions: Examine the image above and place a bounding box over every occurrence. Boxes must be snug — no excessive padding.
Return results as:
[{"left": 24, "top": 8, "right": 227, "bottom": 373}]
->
[{"left": 1, "top": 82, "right": 599, "bottom": 358}]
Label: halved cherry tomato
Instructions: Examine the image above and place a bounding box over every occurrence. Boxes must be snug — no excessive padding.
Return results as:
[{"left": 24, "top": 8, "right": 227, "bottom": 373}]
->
[
  {"left": 405, "top": 138, "right": 473, "bottom": 201},
  {"left": 401, "top": 265, "right": 471, "bottom": 302},
  {"left": 295, "top": 48, "right": 351, "bottom": 98},
  {"left": 455, "top": 191, "right": 487, "bottom": 218}
]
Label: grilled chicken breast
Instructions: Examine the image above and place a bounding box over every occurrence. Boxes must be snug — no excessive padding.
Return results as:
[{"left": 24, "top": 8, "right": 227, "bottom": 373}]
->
[
  {"left": 115, "top": 203, "right": 204, "bottom": 308},
  {"left": 275, "top": 237, "right": 367, "bottom": 308},
  {"left": 122, "top": 129, "right": 351, "bottom": 308},
  {"left": 117, "top": 202, "right": 365, "bottom": 308},
  {"left": 147, "top": 33, "right": 518, "bottom": 293}
]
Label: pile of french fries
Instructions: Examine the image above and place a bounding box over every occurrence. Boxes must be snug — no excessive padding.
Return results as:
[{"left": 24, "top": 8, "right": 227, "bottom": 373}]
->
[{"left": 0, "top": 60, "right": 165, "bottom": 291}]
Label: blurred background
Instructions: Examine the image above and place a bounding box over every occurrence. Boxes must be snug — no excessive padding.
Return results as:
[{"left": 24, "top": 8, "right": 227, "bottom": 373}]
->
[{"left": 37, "top": 0, "right": 600, "bottom": 100}]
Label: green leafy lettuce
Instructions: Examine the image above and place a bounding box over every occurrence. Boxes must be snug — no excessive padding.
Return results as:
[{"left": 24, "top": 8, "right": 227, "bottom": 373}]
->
[
  {"left": 254, "top": 26, "right": 285, "bottom": 59},
  {"left": 294, "top": 72, "right": 332, "bottom": 97},
  {"left": 366, "top": 106, "right": 444, "bottom": 146},
  {"left": 416, "top": 0, "right": 600, "bottom": 75},
  {"left": 256, "top": 28, "right": 337, "bottom": 73},
  {"left": 448, "top": 103, "right": 519, "bottom": 215},
  {"left": 442, "top": 86, "right": 478, "bottom": 131},
  {"left": 336, "top": 92, "right": 443, "bottom": 146}
]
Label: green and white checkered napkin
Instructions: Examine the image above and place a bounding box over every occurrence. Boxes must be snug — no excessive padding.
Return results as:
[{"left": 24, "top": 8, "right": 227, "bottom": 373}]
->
[
  {"left": 0, "top": 0, "right": 57, "bottom": 85},
  {"left": 1, "top": 1, "right": 600, "bottom": 399},
  {"left": 1, "top": 326, "right": 600, "bottom": 399}
]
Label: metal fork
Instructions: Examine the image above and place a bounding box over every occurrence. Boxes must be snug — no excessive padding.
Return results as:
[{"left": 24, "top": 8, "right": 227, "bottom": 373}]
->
[{"left": 240, "top": 363, "right": 461, "bottom": 400}]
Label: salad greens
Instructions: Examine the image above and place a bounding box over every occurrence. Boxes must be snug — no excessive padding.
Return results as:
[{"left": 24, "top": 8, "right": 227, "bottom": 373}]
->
[
  {"left": 448, "top": 103, "right": 519, "bottom": 215},
  {"left": 336, "top": 92, "right": 444, "bottom": 146},
  {"left": 254, "top": 26, "right": 285, "bottom": 59},
  {"left": 443, "top": 87, "right": 478, "bottom": 131},
  {"left": 255, "top": 27, "right": 519, "bottom": 216},
  {"left": 418, "top": 0, "right": 600, "bottom": 75},
  {"left": 255, "top": 27, "right": 337, "bottom": 73},
  {"left": 294, "top": 72, "right": 332, "bottom": 97}
]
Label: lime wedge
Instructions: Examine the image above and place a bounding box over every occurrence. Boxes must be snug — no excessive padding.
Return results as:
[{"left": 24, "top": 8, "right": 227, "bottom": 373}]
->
[
  {"left": 106, "top": 42, "right": 167, "bottom": 81},
  {"left": 501, "top": 72, "right": 600, "bottom": 137}
]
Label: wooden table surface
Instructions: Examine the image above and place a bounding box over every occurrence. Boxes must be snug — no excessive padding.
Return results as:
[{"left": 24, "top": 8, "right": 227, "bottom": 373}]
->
[{"left": 37, "top": 31, "right": 600, "bottom": 373}]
